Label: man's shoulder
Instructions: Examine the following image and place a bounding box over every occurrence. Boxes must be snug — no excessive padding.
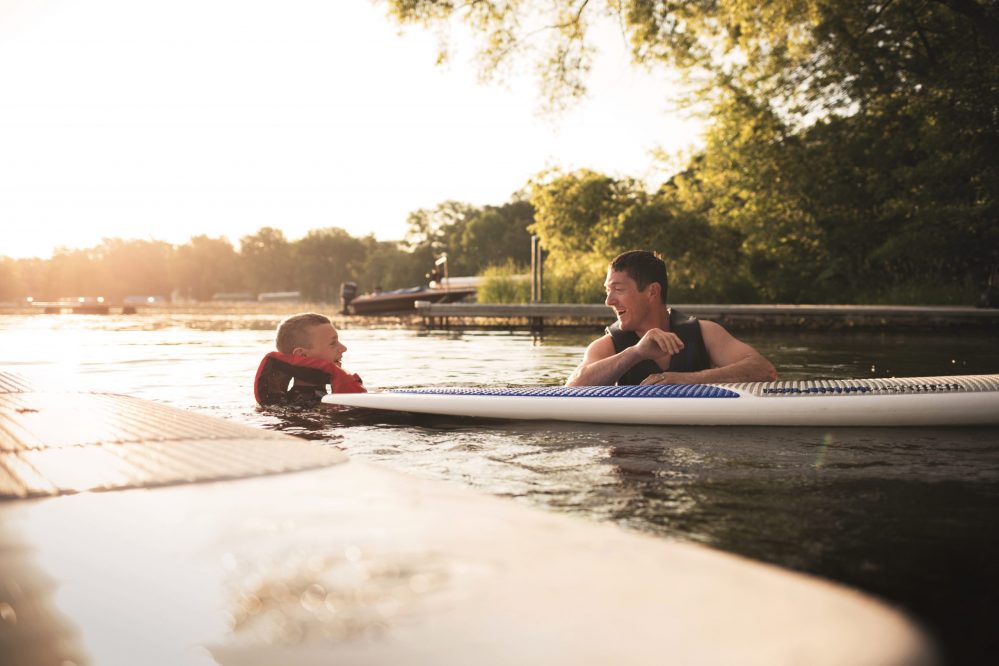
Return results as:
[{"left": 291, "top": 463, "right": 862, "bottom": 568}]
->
[
  {"left": 591, "top": 331, "right": 616, "bottom": 346},
  {"left": 587, "top": 332, "right": 617, "bottom": 356},
  {"left": 696, "top": 319, "right": 740, "bottom": 348}
]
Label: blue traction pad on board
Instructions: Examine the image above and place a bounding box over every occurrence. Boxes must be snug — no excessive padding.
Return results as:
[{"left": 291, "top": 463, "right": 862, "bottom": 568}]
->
[{"left": 392, "top": 384, "right": 740, "bottom": 398}]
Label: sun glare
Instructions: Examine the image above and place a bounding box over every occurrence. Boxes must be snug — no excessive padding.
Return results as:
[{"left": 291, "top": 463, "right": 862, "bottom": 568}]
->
[{"left": 0, "top": 0, "right": 702, "bottom": 261}]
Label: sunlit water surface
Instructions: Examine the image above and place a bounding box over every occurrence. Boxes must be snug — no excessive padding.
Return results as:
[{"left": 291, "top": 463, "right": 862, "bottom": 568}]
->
[{"left": 2, "top": 313, "right": 998, "bottom": 665}]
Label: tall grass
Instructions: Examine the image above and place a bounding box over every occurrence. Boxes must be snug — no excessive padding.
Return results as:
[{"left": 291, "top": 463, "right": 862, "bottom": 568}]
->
[
  {"left": 477, "top": 261, "right": 605, "bottom": 304},
  {"left": 476, "top": 262, "right": 531, "bottom": 303},
  {"left": 479, "top": 260, "right": 985, "bottom": 305}
]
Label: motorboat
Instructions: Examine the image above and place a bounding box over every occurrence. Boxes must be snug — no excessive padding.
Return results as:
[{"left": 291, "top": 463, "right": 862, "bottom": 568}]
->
[
  {"left": 341, "top": 277, "right": 478, "bottom": 315},
  {"left": 342, "top": 254, "right": 478, "bottom": 315}
]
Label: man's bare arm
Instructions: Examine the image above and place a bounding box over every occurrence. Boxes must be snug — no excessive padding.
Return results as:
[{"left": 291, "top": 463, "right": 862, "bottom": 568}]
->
[
  {"left": 639, "top": 321, "right": 777, "bottom": 385},
  {"left": 565, "top": 336, "right": 642, "bottom": 386},
  {"left": 639, "top": 356, "right": 776, "bottom": 385},
  {"left": 566, "top": 330, "right": 686, "bottom": 386}
]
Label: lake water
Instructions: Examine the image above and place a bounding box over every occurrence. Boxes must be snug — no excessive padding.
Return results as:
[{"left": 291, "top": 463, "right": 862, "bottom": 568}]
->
[{"left": 2, "top": 313, "right": 999, "bottom": 665}]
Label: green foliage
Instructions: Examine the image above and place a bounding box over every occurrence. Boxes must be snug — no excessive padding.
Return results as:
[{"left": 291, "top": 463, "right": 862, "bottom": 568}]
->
[
  {"left": 9, "top": 3, "right": 994, "bottom": 305},
  {"left": 541, "top": 261, "right": 606, "bottom": 304},
  {"left": 294, "top": 228, "right": 368, "bottom": 302},
  {"left": 0, "top": 197, "right": 536, "bottom": 303},
  {"left": 380, "top": 0, "right": 595, "bottom": 113},
  {"left": 174, "top": 236, "right": 242, "bottom": 301},
  {"left": 239, "top": 227, "right": 294, "bottom": 293},
  {"left": 530, "top": 168, "right": 757, "bottom": 303},
  {"left": 477, "top": 261, "right": 532, "bottom": 303},
  {"left": 377, "top": 0, "right": 999, "bottom": 304},
  {"left": 461, "top": 200, "right": 535, "bottom": 269},
  {"left": 530, "top": 168, "right": 647, "bottom": 266},
  {"left": 404, "top": 198, "right": 535, "bottom": 276},
  {"left": 358, "top": 239, "right": 431, "bottom": 293},
  {"left": 478, "top": 259, "right": 605, "bottom": 305}
]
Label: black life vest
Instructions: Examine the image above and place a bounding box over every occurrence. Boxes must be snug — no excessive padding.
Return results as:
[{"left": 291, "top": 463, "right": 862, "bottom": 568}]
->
[
  {"left": 254, "top": 351, "right": 366, "bottom": 406},
  {"left": 606, "top": 309, "right": 710, "bottom": 385}
]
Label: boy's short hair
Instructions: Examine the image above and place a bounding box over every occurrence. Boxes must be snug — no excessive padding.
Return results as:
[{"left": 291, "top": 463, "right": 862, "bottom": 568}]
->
[
  {"left": 276, "top": 313, "right": 331, "bottom": 353},
  {"left": 610, "top": 250, "right": 669, "bottom": 304}
]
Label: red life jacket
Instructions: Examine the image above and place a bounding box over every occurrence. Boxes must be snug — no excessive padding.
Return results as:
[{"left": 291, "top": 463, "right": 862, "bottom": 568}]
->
[{"left": 254, "top": 351, "right": 366, "bottom": 406}]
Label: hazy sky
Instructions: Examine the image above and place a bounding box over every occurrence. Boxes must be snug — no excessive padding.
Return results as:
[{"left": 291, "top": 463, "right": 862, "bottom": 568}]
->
[{"left": 0, "top": 0, "right": 703, "bottom": 259}]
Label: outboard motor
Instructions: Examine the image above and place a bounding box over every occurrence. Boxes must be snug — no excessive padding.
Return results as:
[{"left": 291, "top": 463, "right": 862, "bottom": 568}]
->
[{"left": 339, "top": 281, "right": 358, "bottom": 314}]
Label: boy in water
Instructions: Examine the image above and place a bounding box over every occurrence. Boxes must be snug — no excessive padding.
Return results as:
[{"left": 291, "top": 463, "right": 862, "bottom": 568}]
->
[{"left": 254, "top": 312, "right": 365, "bottom": 406}]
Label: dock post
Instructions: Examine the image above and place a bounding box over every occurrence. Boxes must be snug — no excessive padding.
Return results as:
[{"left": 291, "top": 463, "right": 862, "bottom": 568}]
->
[
  {"left": 531, "top": 236, "right": 545, "bottom": 330},
  {"left": 531, "top": 235, "right": 545, "bottom": 304},
  {"left": 538, "top": 241, "right": 544, "bottom": 303},
  {"left": 531, "top": 236, "right": 538, "bottom": 303},
  {"left": 532, "top": 236, "right": 546, "bottom": 330},
  {"left": 531, "top": 236, "right": 538, "bottom": 304}
]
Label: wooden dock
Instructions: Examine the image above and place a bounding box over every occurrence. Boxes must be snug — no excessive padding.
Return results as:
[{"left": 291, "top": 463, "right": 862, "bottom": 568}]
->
[
  {"left": 0, "top": 371, "right": 935, "bottom": 665},
  {"left": 29, "top": 302, "right": 137, "bottom": 315},
  {"left": 415, "top": 301, "right": 999, "bottom": 331}
]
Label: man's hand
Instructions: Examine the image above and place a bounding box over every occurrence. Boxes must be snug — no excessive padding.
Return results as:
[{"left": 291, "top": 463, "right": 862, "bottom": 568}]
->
[
  {"left": 634, "top": 328, "right": 684, "bottom": 359},
  {"left": 639, "top": 371, "right": 686, "bottom": 386}
]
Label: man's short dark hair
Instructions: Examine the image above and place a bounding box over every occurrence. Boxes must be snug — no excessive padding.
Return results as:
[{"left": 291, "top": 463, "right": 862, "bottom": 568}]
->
[
  {"left": 275, "top": 312, "right": 331, "bottom": 353},
  {"left": 609, "top": 251, "right": 669, "bottom": 304}
]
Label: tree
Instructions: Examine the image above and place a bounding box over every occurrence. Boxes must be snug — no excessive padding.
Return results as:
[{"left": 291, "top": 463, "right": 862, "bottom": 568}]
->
[
  {"left": 293, "top": 227, "right": 368, "bottom": 301},
  {"left": 174, "top": 236, "right": 242, "bottom": 301},
  {"left": 239, "top": 227, "right": 294, "bottom": 294},
  {"left": 405, "top": 201, "right": 477, "bottom": 253},
  {"left": 529, "top": 168, "right": 650, "bottom": 267},
  {"left": 95, "top": 239, "right": 174, "bottom": 301},
  {"left": 379, "top": 0, "right": 999, "bottom": 302},
  {"left": 456, "top": 200, "right": 535, "bottom": 272},
  {"left": 43, "top": 247, "right": 108, "bottom": 300},
  {"left": 11, "top": 258, "right": 47, "bottom": 301},
  {"left": 0, "top": 259, "right": 19, "bottom": 302},
  {"left": 379, "top": 1, "right": 995, "bottom": 123},
  {"left": 359, "top": 238, "right": 433, "bottom": 292},
  {"left": 531, "top": 167, "right": 752, "bottom": 302}
]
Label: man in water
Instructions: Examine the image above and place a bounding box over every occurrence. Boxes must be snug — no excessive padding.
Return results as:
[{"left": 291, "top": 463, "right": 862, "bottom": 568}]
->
[{"left": 567, "top": 251, "right": 777, "bottom": 386}]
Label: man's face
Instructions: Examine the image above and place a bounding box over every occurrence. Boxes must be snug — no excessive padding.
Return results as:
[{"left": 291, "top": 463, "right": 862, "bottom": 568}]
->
[
  {"left": 604, "top": 269, "right": 656, "bottom": 331},
  {"left": 300, "top": 323, "right": 347, "bottom": 366}
]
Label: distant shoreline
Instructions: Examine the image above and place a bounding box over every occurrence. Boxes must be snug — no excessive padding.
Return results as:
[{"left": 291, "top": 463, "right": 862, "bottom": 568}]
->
[{"left": 2, "top": 301, "right": 997, "bottom": 331}]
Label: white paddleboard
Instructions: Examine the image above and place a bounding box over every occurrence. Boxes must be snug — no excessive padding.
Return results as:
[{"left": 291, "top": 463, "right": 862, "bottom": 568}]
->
[{"left": 322, "top": 374, "right": 999, "bottom": 426}]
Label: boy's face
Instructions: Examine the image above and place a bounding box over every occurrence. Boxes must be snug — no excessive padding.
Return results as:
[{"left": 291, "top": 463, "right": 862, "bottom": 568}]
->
[{"left": 297, "top": 323, "right": 347, "bottom": 366}]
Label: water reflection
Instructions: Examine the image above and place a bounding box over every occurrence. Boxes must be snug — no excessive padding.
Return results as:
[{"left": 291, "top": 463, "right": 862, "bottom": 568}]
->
[{"left": 324, "top": 412, "right": 999, "bottom": 665}]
